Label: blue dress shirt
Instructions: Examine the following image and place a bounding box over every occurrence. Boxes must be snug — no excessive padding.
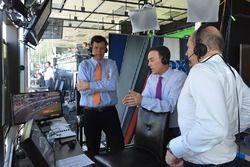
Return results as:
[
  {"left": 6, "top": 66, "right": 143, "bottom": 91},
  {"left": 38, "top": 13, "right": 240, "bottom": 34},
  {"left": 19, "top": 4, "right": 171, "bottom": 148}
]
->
[{"left": 77, "top": 57, "right": 118, "bottom": 107}]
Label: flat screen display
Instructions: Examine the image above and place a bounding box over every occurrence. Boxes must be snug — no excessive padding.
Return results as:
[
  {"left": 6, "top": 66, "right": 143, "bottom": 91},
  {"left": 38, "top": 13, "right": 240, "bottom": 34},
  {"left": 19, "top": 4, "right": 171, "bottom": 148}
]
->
[
  {"left": 20, "top": 119, "right": 55, "bottom": 167},
  {"left": 33, "top": 0, "right": 52, "bottom": 37},
  {"left": 23, "top": 0, "right": 52, "bottom": 46},
  {"left": 11, "top": 91, "right": 62, "bottom": 125}
]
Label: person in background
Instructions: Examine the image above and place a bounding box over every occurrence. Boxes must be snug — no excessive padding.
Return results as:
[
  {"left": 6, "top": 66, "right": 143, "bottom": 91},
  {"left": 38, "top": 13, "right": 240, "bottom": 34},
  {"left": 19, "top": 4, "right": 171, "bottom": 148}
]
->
[
  {"left": 76, "top": 35, "right": 124, "bottom": 159},
  {"left": 43, "top": 61, "right": 54, "bottom": 90},
  {"left": 165, "top": 25, "right": 243, "bottom": 167},
  {"left": 36, "top": 72, "right": 45, "bottom": 87},
  {"left": 83, "top": 41, "right": 89, "bottom": 48},
  {"left": 122, "top": 46, "right": 187, "bottom": 146}
]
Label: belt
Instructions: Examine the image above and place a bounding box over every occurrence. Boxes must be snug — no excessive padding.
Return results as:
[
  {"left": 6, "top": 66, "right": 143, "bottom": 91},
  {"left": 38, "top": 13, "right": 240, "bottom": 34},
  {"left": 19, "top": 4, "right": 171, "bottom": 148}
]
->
[
  {"left": 184, "top": 158, "right": 236, "bottom": 167},
  {"left": 83, "top": 105, "right": 115, "bottom": 112}
]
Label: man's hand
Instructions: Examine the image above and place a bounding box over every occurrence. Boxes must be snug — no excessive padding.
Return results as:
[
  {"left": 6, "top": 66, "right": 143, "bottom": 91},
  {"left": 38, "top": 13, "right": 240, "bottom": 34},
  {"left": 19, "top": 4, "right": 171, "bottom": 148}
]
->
[
  {"left": 165, "top": 150, "right": 184, "bottom": 167},
  {"left": 122, "top": 90, "right": 142, "bottom": 107},
  {"left": 76, "top": 80, "right": 90, "bottom": 91}
]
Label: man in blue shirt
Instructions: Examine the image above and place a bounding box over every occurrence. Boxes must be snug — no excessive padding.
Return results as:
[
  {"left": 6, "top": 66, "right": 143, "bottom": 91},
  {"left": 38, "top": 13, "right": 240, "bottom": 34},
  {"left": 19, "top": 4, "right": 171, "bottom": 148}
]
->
[
  {"left": 76, "top": 35, "right": 124, "bottom": 158},
  {"left": 123, "top": 46, "right": 187, "bottom": 144}
]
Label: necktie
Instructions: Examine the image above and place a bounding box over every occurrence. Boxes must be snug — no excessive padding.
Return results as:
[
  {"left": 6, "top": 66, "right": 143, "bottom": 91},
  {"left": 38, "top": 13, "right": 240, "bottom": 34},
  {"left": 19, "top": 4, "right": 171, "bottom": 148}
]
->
[
  {"left": 155, "top": 76, "right": 163, "bottom": 100},
  {"left": 93, "top": 63, "right": 101, "bottom": 105}
]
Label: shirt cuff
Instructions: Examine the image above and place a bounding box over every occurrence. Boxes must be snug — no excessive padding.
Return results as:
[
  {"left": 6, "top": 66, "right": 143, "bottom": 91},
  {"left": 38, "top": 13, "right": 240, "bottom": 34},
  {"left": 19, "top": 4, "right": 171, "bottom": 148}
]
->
[{"left": 169, "top": 136, "right": 184, "bottom": 159}]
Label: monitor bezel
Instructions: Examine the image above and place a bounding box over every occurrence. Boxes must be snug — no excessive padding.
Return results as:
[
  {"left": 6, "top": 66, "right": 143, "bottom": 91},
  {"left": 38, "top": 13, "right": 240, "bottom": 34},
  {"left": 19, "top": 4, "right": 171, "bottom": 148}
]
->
[
  {"left": 11, "top": 90, "right": 63, "bottom": 125},
  {"left": 20, "top": 119, "right": 55, "bottom": 167}
]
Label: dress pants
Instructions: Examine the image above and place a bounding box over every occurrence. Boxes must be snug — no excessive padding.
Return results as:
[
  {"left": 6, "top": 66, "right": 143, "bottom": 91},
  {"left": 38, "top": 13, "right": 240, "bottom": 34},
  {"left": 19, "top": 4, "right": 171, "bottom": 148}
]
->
[
  {"left": 82, "top": 106, "right": 124, "bottom": 158},
  {"left": 184, "top": 158, "right": 239, "bottom": 167}
]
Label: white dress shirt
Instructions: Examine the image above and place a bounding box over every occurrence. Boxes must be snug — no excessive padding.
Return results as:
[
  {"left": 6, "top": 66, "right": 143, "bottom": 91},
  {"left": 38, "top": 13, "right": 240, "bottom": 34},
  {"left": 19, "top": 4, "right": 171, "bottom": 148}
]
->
[
  {"left": 170, "top": 54, "right": 241, "bottom": 164},
  {"left": 43, "top": 66, "right": 54, "bottom": 81}
]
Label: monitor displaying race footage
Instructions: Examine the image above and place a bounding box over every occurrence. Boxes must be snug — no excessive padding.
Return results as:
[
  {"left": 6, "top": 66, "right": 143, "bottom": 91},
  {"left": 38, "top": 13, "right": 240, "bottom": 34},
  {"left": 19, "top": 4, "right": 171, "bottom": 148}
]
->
[{"left": 11, "top": 91, "right": 62, "bottom": 125}]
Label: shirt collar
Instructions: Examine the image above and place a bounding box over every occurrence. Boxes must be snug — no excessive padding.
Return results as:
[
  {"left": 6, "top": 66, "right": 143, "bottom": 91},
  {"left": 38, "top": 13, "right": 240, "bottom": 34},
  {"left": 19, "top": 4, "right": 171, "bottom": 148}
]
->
[
  {"left": 200, "top": 53, "right": 221, "bottom": 63},
  {"left": 159, "top": 68, "right": 171, "bottom": 79},
  {"left": 91, "top": 57, "right": 104, "bottom": 65}
]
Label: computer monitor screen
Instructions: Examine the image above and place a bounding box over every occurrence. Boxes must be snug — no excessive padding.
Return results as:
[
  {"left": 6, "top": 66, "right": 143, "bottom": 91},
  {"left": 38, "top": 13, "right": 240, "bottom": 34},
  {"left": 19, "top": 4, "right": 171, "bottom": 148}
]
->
[
  {"left": 11, "top": 91, "right": 62, "bottom": 125},
  {"left": 20, "top": 119, "right": 55, "bottom": 167}
]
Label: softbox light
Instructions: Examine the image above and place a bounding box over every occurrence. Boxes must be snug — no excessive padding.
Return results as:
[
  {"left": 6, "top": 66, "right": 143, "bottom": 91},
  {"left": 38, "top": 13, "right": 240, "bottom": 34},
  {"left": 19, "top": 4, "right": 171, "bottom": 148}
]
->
[
  {"left": 129, "top": 6, "right": 159, "bottom": 33},
  {"left": 187, "top": 0, "right": 220, "bottom": 22}
]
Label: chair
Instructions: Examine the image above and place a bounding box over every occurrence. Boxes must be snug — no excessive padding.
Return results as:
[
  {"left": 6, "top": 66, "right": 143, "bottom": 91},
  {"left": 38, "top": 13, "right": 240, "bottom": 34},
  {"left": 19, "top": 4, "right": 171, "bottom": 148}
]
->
[{"left": 94, "top": 107, "right": 169, "bottom": 167}]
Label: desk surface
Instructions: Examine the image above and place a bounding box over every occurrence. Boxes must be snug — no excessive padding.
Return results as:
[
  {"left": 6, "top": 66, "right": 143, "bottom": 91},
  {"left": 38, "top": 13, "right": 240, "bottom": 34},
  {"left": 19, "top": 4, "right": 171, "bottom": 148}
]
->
[
  {"left": 54, "top": 138, "right": 83, "bottom": 160},
  {"left": 41, "top": 117, "right": 84, "bottom": 160},
  {"left": 13, "top": 117, "right": 91, "bottom": 167}
]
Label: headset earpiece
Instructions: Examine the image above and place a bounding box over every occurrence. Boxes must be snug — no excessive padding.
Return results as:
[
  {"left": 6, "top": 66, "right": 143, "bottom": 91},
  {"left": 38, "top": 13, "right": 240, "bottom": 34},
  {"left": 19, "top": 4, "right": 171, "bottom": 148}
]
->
[
  {"left": 193, "top": 43, "right": 207, "bottom": 58},
  {"left": 161, "top": 55, "right": 168, "bottom": 65},
  {"left": 193, "top": 25, "right": 208, "bottom": 58}
]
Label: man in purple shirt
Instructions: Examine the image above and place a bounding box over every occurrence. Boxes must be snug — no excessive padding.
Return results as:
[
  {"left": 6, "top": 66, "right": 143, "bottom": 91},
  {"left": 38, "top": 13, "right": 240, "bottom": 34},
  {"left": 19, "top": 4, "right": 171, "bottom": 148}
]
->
[{"left": 123, "top": 46, "right": 187, "bottom": 145}]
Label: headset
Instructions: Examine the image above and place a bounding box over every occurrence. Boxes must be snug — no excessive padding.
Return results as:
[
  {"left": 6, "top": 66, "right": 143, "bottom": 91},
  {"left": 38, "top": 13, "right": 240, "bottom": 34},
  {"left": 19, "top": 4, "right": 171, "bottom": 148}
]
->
[
  {"left": 160, "top": 46, "right": 170, "bottom": 65},
  {"left": 88, "top": 35, "right": 108, "bottom": 54},
  {"left": 193, "top": 24, "right": 209, "bottom": 59}
]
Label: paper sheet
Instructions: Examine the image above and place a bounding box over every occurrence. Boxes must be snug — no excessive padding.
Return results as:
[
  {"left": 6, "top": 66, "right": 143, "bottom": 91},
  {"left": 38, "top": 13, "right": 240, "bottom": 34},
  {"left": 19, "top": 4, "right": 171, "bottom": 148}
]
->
[{"left": 56, "top": 154, "right": 94, "bottom": 167}]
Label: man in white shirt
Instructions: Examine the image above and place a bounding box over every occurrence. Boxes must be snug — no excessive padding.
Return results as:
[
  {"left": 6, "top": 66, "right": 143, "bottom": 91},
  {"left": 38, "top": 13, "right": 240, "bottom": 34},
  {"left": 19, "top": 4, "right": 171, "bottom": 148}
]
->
[
  {"left": 165, "top": 25, "right": 242, "bottom": 167},
  {"left": 43, "top": 61, "right": 54, "bottom": 90}
]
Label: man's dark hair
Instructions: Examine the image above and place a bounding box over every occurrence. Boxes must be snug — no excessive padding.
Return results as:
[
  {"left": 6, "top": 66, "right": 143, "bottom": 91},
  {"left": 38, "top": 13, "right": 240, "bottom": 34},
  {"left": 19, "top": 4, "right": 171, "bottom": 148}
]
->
[
  {"left": 148, "top": 46, "right": 171, "bottom": 65},
  {"left": 89, "top": 35, "right": 108, "bottom": 53},
  {"left": 46, "top": 61, "right": 51, "bottom": 65},
  {"left": 90, "top": 35, "right": 108, "bottom": 46}
]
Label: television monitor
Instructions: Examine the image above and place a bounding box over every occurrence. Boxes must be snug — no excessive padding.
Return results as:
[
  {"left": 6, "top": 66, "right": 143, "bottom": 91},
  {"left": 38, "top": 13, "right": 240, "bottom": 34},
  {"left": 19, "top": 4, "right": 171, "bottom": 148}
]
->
[
  {"left": 20, "top": 119, "right": 55, "bottom": 167},
  {"left": 3, "top": 0, "right": 28, "bottom": 18},
  {"left": 11, "top": 91, "right": 62, "bottom": 125},
  {"left": 23, "top": 0, "right": 52, "bottom": 46}
]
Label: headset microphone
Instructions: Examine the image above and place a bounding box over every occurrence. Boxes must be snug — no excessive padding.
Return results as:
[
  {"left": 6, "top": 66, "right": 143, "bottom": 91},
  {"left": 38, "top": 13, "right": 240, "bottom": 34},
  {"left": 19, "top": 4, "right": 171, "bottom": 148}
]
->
[
  {"left": 188, "top": 53, "right": 195, "bottom": 59},
  {"left": 184, "top": 53, "right": 194, "bottom": 62}
]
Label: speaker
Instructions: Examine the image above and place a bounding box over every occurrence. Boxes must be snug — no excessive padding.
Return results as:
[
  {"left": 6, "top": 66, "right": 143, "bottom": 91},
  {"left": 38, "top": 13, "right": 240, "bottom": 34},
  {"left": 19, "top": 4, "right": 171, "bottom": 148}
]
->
[
  {"left": 88, "top": 35, "right": 108, "bottom": 54},
  {"left": 193, "top": 25, "right": 208, "bottom": 58}
]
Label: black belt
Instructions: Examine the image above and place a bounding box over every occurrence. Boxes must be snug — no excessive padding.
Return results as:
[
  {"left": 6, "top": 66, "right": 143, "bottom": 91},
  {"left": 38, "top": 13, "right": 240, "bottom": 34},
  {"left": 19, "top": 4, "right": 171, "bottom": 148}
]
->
[
  {"left": 184, "top": 158, "right": 236, "bottom": 167},
  {"left": 83, "top": 105, "right": 115, "bottom": 112}
]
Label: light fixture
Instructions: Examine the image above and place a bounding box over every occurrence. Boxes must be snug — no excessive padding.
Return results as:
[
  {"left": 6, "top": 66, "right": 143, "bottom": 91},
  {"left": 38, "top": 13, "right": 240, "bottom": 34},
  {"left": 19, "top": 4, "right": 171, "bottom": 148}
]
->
[
  {"left": 169, "top": 6, "right": 173, "bottom": 21},
  {"left": 74, "top": 5, "right": 77, "bottom": 20},
  {"left": 124, "top": 0, "right": 128, "bottom": 16},
  {"left": 101, "top": 17, "right": 104, "bottom": 30},
  {"left": 81, "top": 0, "right": 85, "bottom": 11},
  {"left": 69, "top": 14, "right": 72, "bottom": 27},
  {"left": 111, "top": 10, "right": 115, "bottom": 24}
]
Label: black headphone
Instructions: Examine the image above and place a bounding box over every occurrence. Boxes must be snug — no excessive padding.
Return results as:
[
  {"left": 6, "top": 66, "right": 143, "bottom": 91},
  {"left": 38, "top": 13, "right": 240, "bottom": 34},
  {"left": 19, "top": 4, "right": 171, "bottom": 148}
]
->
[
  {"left": 88, "top": 35, "right": 108, "bottom": 54},
  {"left": 193, "top": 25, "right": 208, "bottom": 59},
  {"left": 160, "top": 46, "right": 170, "bottom": 65},
  {"left": 161, "top": 54, "right": 168, "bottom": 65}
]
